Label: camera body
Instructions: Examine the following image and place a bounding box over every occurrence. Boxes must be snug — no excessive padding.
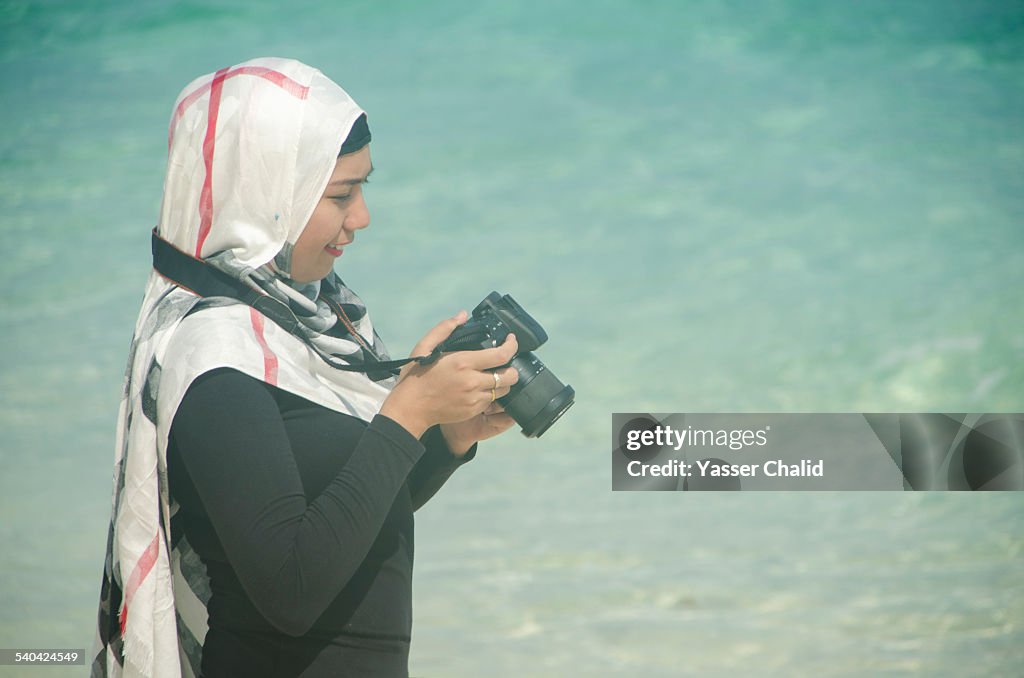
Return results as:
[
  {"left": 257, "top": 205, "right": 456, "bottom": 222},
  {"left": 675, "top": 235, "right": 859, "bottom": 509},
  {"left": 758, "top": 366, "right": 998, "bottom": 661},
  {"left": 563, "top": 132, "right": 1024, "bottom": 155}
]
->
[{"left": 438, "top": 292, "right": 574, "bottom": 437}]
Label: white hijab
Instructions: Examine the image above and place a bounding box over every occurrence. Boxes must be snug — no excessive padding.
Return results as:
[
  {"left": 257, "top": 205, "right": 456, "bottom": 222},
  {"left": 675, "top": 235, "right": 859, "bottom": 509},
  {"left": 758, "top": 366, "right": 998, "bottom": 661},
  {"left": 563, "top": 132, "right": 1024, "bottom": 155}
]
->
[{"left": 92, "top": 57, "right": 394, "bottom": 677}]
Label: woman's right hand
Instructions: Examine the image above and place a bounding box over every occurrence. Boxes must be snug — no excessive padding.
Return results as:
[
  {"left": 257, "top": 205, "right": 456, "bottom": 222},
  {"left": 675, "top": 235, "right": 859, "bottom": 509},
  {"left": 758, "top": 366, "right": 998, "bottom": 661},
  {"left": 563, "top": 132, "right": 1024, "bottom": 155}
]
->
[{"left": 379, "top": 311, "right": 519, "bottom": 439}]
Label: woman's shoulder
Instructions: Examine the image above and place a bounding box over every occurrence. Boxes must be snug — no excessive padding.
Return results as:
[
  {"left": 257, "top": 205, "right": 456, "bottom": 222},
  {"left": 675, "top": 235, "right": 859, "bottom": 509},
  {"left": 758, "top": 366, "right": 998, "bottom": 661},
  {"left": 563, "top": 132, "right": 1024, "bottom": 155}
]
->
[
  {"left": 176, "top": 366, "right": 278, "bottom": 421},
  {"left": 187, "top": 365, "right": 267, "bottom": 392},
  {"left": 183, "top": 366, "right": 343, "bottom": 419},
  {"left": 152, "top": 303, "right": 278, "bottom": 433}
]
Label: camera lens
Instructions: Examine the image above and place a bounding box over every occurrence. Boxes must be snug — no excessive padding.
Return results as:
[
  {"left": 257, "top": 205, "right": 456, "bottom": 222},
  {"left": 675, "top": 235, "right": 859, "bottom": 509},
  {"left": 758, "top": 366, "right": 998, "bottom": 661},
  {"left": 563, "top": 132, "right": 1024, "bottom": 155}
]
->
[{"left": 499, "top": 352, "right": 575, "bottom": 438}]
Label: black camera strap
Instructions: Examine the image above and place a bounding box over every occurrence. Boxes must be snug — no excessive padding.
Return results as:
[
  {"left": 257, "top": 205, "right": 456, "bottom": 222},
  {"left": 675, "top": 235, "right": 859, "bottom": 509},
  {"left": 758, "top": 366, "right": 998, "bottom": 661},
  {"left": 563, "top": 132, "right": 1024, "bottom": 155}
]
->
[{"left": 150, "top": 229, "right": 441, "bottom": 375}]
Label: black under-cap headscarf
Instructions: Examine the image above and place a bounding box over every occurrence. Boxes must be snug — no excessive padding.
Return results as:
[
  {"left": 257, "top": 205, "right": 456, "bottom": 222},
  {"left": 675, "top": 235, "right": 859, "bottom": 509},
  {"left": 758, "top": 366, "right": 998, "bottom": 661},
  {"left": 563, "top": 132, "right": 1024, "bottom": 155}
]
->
[{"left": 340, "top": 113, "right": 371, "bottom": 155}]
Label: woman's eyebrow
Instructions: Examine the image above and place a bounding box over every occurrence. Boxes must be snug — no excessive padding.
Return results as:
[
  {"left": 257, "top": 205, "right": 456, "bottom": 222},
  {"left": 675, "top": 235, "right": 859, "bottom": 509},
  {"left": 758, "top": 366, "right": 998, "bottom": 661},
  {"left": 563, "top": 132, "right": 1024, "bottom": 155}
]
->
[{"left": 329, "top": 166, "right": 374, "bottom": 187}]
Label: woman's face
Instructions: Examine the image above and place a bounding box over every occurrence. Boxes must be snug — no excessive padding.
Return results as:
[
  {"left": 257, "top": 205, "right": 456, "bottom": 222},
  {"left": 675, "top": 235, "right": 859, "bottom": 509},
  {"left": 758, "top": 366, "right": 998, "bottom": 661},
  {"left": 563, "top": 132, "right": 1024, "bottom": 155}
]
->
[{"left": 290, "top": 145, "right": 373, "bottom": 283}]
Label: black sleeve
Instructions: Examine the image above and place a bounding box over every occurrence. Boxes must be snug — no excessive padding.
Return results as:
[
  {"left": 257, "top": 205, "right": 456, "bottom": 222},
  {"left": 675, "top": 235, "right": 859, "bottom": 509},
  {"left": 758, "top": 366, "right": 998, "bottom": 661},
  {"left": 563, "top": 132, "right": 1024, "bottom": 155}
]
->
[
  {"left": 407, "top": 426, "right": 477, "bottom": 512},
  {"left": 169, "top": 369, "right": 426, "bottom": 637}
]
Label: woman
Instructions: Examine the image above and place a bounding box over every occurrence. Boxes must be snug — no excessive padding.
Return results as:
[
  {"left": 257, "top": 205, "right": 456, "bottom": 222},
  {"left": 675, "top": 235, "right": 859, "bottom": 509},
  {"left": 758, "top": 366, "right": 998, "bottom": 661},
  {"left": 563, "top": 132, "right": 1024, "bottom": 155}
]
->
[{"left": 92, "top": 57, "right": 520, "bottom": 677}]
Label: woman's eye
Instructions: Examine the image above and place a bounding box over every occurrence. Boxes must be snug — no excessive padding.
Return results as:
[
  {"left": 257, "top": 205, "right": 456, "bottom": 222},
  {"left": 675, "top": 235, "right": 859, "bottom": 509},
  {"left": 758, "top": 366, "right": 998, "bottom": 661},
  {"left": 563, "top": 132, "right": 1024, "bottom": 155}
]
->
[{"left": 330, "top": 195, "right": 352, "bottom": 204}]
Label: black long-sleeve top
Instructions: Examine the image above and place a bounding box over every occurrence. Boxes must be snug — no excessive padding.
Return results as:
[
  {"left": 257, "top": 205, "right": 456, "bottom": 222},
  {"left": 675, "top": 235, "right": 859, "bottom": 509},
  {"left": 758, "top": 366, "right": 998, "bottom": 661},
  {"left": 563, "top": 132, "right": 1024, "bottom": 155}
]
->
[{"left": 167, "top": 367, "right": 474, "bottom": 678}]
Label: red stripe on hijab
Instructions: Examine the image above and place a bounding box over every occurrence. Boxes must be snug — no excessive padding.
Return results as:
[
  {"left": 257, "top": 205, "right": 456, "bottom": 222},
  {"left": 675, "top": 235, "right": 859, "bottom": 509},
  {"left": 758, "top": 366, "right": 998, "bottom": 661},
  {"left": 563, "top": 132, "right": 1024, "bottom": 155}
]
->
[
  {"left": 118, "top": 531, "right": 161, "bottom": 635},
  {"left": 194, "top": 67, "right": 229, "bottom": 257},
  {"left": 249, "top": 307, "right": 279, "bottom": 385}
]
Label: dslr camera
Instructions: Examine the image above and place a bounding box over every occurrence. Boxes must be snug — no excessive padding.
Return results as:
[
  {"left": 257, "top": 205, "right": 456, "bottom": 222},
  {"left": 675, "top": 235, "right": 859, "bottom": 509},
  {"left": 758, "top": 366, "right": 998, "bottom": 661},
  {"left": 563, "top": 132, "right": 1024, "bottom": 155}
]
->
[{"left": 437, "top": 292, "right": 574, "bottom": 438}]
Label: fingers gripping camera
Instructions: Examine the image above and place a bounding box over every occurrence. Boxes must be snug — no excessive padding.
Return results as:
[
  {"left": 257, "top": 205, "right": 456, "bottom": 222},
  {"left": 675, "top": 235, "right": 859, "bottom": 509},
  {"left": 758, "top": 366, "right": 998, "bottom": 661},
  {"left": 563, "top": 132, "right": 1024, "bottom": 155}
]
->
[{"left": 438, "top": 292, "right": 575, "bottom": 437}]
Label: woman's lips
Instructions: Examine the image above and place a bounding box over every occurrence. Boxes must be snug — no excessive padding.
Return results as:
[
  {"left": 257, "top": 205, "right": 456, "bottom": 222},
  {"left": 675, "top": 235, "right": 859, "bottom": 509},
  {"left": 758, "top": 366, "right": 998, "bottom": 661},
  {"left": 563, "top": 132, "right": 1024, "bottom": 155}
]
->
[{"left": 324, "top": 243, "right": 347, "bottom": 257}]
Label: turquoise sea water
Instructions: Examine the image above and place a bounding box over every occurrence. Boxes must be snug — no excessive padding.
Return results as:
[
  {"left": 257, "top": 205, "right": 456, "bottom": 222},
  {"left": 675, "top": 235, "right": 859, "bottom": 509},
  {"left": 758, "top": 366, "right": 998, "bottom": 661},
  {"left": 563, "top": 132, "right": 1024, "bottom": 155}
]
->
[{"left": 1, "top": 1, "right": 1022, "bottom": 675}]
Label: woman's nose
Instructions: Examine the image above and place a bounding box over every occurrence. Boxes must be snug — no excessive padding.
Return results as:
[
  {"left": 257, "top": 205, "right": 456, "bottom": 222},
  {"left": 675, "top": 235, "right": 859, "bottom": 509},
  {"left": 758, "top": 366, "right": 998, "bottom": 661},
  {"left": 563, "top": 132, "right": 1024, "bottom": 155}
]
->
[{"left": 349, "top": 192, "right": 370, "bottom": 231}]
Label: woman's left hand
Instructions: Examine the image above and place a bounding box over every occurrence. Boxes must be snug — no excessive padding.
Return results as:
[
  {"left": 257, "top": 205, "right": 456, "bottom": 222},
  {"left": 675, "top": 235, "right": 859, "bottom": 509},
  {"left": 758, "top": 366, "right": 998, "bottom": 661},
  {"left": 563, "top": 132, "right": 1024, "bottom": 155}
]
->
[{"left": 440, "top": 403, "right": 517, "bottom": 457}]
